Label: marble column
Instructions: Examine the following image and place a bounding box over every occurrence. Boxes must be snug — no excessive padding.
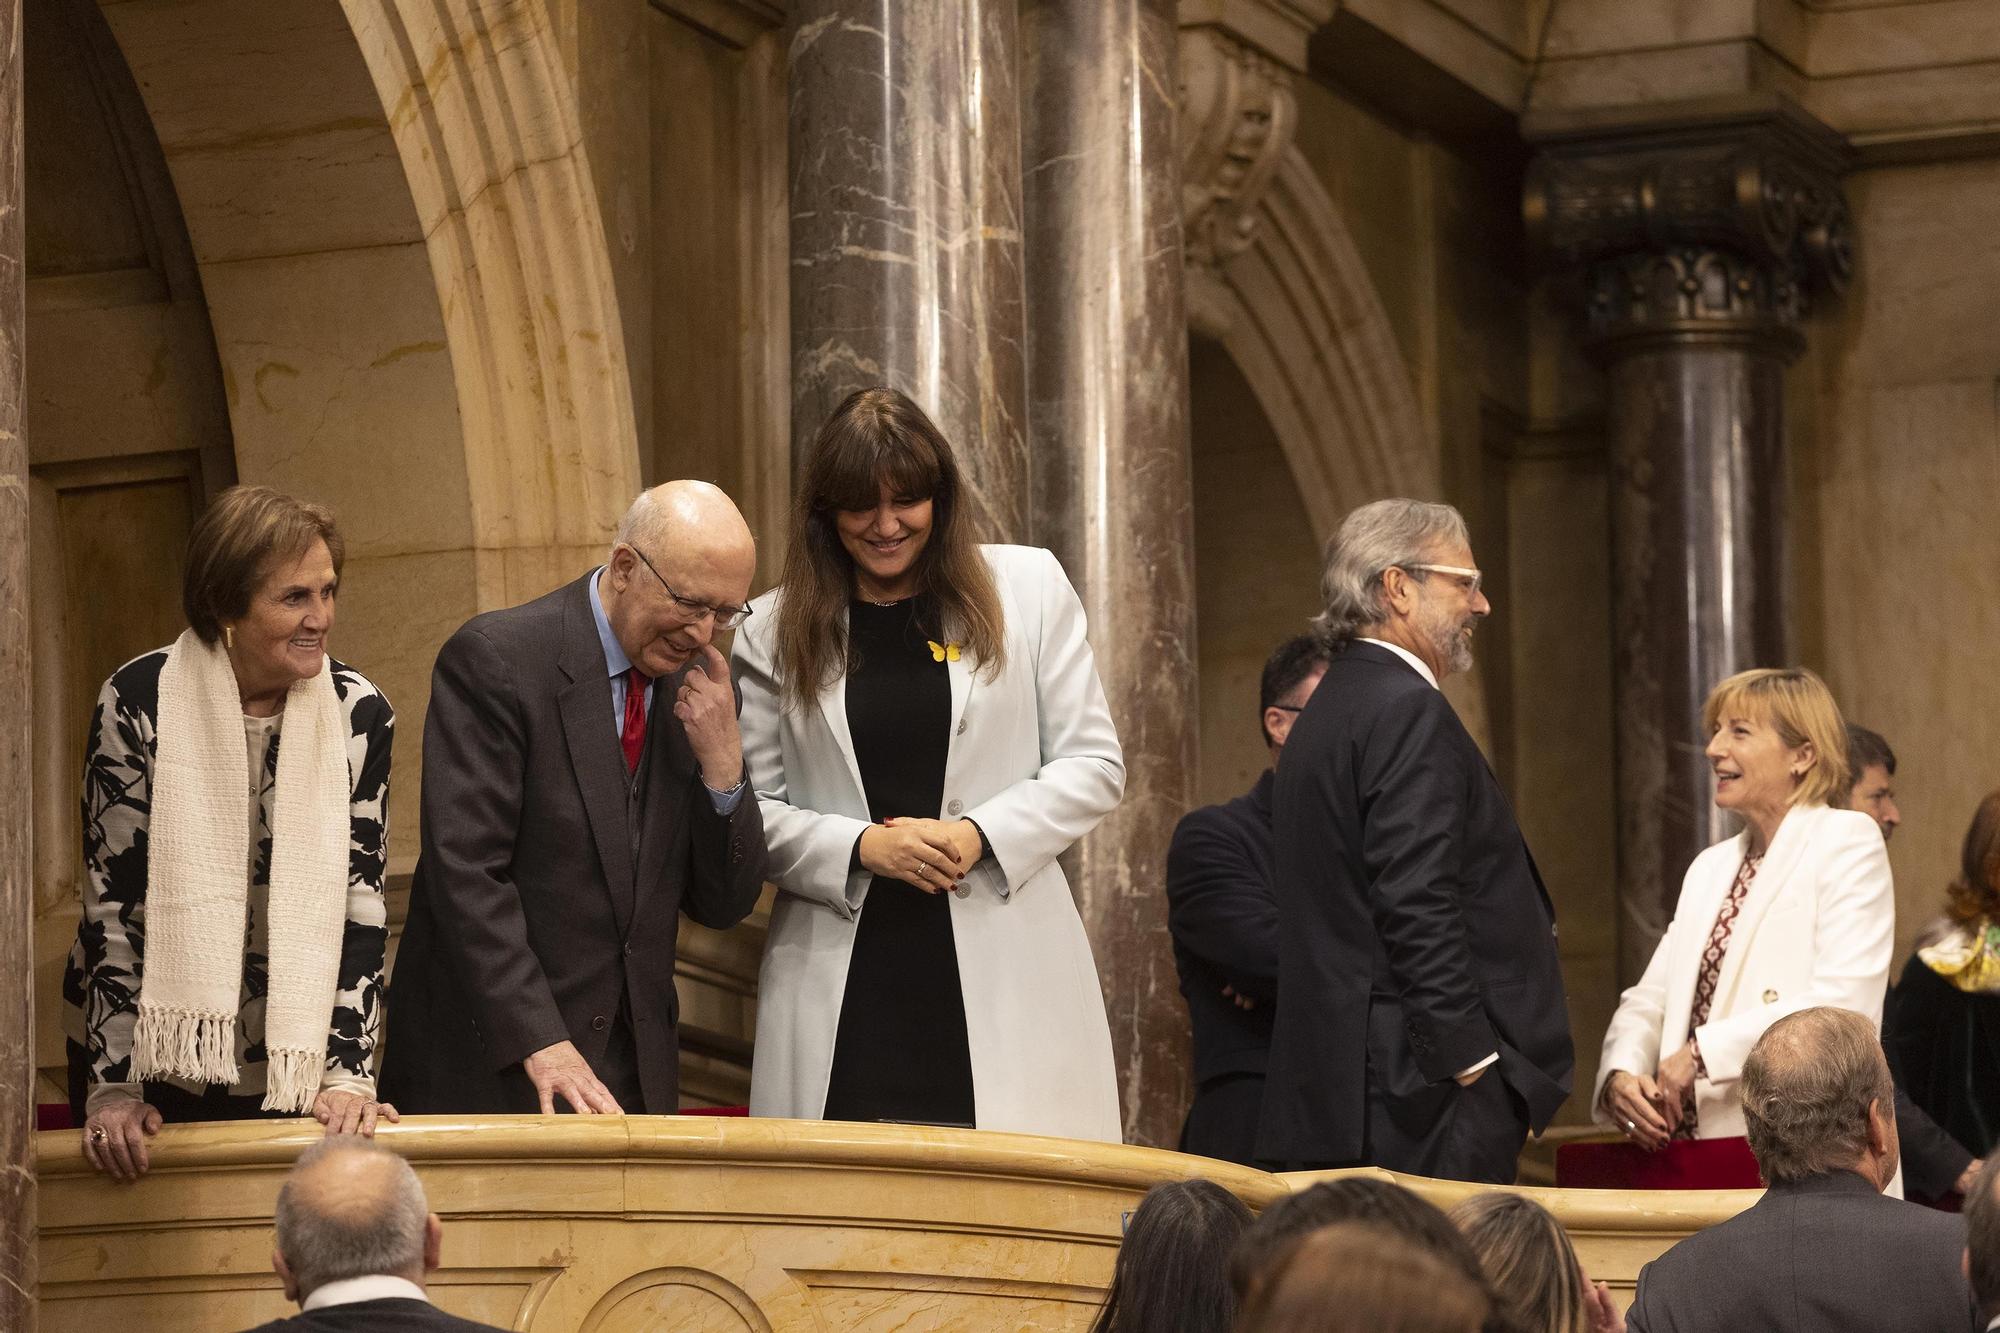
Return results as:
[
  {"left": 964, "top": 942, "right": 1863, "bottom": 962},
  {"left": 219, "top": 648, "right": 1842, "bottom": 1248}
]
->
[
  {"left": 1020, "top": 0, "right": 1195, "bottom": 1149},
  {"left": 1525, "top": 102, "right": 1852, "bottom": 981},
  {"left": 786, "top": 0, "right": 1030, "bottom": 541},
  {"left": 0, "top": 0, "right": 33, "bottom": 1323}
]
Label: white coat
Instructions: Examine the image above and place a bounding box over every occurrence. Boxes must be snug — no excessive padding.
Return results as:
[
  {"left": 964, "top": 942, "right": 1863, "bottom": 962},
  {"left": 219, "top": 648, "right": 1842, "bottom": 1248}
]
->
[
  {"left": 731, "top": 544, "right": 1126, "bottom": 1142},
  {"left": 1594, "top": 803, "right": 1895, "bottom": 1139}
]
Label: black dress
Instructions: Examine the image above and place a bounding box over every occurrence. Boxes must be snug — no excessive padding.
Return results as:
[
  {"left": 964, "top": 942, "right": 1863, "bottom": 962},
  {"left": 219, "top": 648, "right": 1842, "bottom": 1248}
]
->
[{"left": 820, "top": 598, "right": 977, "bottom": 1126}]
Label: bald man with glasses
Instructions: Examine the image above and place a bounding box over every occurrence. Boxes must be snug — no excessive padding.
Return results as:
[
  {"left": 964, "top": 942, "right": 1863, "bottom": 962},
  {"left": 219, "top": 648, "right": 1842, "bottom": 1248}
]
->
[{"left": 382, "top": 481, "right": 769, "bottom": 1116}]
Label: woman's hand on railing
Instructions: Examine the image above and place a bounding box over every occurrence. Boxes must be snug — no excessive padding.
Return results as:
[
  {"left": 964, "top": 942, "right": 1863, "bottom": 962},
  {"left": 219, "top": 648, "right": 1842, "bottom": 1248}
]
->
[
  {"left": 313, "top": 1089, "right": 401, "bottom": 1138},
  {"left": 82, "top": 1097, "right": 163, "bottom": 1181}
]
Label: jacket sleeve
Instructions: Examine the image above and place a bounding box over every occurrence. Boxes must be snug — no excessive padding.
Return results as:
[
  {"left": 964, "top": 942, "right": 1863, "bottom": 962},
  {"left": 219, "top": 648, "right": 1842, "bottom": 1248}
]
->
[
  {"left": 1356, "top": 686, "right": 1496, "bottom": 1082},
  {"left": 323, "top": 686, "right": 394, "bottom": 1097},
  {"left": 66, "top": 674, "right": 155, "bottom": 1101},
  {"left": 963, "top": 548, "right": 1125, "bottom": 898},
  {"left": 679, "top": 680, "right": 770, "bottom": 930},
  {"left": 731, "top": 607, "right": 874, "bottom": 919},
  {"left": 1165, "top": 806, "right": 1279, "bottom": 1001},
  {"left": 1693, "top": 812, "right": 1895, "bottom": 1086},
  {"left": 417, "top": 626, "right": 569, "bottom": 1071}
]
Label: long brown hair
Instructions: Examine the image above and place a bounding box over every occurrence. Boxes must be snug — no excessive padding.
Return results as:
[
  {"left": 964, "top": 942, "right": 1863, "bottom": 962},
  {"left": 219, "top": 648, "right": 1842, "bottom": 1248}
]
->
[
  {"left": 772, "top": 387, "right": 1006, "bottom": 711},
  {"left": 1447, "top": 1193, "right": 1589, "bottom": 1333},
  {"left": 1946, "top": 789, "right": 2000, "bottom": 927}
]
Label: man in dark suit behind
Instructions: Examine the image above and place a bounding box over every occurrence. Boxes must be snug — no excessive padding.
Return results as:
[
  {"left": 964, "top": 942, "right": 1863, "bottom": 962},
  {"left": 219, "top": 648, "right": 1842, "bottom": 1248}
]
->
[
  {"left": 1627, "top": 1006, "right": 1977, "bottom": 1332},
  {"left": 1256, "top": 498, "right": 1571, "bottom": 1183},
  {"left": 240, "top": 1138, "right": 505, "bottom": 1332},
  {"left": 1167, "top": 633, "right": 1328, "bottom": 1164},
  {"left": 381, "top": 481, "right": 767, "bottom": 1115}
]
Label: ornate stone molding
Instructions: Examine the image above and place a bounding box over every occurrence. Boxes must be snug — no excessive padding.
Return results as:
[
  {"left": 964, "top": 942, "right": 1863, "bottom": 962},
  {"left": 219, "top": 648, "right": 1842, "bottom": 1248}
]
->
[
  {"left": 1524, "top": 98, "right": 1854, "bottom": 352},
  {"left": 1179, "top": 25, "right": 1297, "bottom": 270}
]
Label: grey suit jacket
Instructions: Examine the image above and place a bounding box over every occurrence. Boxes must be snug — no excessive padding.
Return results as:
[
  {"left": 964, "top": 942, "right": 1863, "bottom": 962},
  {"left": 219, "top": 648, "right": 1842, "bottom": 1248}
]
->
[
  {"left": 1627, "top": 1170, "right": 1976, "bottom": 1333},
  {"left": 380, "top": 574, "right": 767, "bottom": 1114}
]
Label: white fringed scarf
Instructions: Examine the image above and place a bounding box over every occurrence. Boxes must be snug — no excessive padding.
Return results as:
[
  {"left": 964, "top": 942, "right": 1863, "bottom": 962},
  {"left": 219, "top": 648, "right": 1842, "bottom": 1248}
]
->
[{"left": 134, "top": 628, "right": 350, "bottom": 1112}]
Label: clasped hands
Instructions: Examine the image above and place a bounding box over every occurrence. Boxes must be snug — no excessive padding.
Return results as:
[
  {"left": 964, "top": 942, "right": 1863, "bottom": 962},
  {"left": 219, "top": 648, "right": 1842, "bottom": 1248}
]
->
[
  {"left": 859, "top": 816, "right": 984, "bottom": 894},
  {"left": 1600, "top": 1043, "right": 1699, "bottom": 1151}
]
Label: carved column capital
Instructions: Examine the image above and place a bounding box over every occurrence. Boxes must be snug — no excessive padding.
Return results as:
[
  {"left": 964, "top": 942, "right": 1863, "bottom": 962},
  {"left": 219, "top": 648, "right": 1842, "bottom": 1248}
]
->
[
  {"left": 1178, "top": 25, "right": 1296, "bottom": 270},
  {"left": 1524, "top": 99, "right": 1854, "bottom": 355}
]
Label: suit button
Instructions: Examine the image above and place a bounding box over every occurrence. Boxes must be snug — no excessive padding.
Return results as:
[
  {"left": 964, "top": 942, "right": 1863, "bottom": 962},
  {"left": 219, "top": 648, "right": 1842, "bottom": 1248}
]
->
[
  {"left": 1762, "top": 988, "right": 1778, "bottom": 1003},
  {"left": 623, "top": 943, "right": 632, "bottom": 957},
  {"left": 955, "top": 719, "right": 967, "bottom": 736},
  {"left": 947, "top": 799, "right": 963, "bottom": 815},
  {"left": 953, "top": 883, "right": 969, "bottom": 899},
  {"left": 591, "top": 1015, "right": 609, "bottom": 1031}
]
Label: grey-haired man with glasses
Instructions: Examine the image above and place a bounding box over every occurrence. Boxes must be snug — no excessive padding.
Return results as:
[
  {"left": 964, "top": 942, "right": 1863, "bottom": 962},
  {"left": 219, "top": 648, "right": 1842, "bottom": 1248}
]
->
[
  {"left": 382, "top": 481, "right": 769, "bottom": 1118},
  {"left": 1256, "top": 498, "right": 1573, "bottom": 1182}
]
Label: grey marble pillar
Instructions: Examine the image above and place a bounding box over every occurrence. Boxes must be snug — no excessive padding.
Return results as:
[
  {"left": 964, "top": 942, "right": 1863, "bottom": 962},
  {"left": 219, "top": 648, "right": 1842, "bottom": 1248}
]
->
[
  {"left": 787, "top": 0, "right": 1030, "bottom": 542},
  {"left": 0, "top": 0, "right": 33, "bottom": 1322},
  {"left": 1526, "top": 101, "right": 1852, "bottom": 981},
  {"left": 1020, "top": 0, "right": 1195, "bottom": 1149}
]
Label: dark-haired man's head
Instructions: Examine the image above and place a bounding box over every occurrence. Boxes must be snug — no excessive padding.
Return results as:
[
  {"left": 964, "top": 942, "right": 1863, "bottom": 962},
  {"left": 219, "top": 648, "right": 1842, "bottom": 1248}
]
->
[
  {"left": 1260, "top": 634, "right": 1332, "bottom": 759},
  {"left": 1740, "top": 1006, "right": 1899, "bottom": 1191},
  {"left": 1229, "top": 1178, "right": 1496, "bottom": 1320},
  {"left": 1845, "top": 724, "right": 1901, "bottom": 841}
]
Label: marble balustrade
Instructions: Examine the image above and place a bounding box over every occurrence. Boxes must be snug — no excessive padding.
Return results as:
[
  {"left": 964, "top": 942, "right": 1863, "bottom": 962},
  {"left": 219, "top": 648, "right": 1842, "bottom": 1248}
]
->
[{"left": 38, "top": 1116, "right": 1756, "bottom": 1331}]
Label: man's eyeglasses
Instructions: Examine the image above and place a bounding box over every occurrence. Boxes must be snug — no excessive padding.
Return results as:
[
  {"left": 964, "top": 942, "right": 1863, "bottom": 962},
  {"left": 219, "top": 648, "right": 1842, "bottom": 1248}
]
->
[
  {"left": 627, "top": 545, "right": 753, "bottom": 629},
  {"left": 1402, "top": 562, "right": 1482, "bottom": 598}
]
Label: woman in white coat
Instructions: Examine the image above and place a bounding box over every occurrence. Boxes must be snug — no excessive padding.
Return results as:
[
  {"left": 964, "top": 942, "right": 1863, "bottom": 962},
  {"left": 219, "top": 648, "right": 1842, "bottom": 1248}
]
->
[
  {"left": 733, "top": 387, "right": 1126, "bottom": 1142},
  {"left": 1596, "top": 668, "right": 1894, "bottom": 1149}
]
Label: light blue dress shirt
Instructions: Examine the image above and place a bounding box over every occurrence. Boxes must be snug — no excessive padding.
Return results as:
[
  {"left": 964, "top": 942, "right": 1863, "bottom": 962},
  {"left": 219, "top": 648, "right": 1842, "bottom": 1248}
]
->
[{"left": 590, "top": 566, "right": 744, "bottom": 814}]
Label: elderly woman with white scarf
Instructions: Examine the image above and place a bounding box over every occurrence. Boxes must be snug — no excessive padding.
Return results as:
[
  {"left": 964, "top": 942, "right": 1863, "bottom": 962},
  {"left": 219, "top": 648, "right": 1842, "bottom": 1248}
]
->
[{"left": 62, "top": 486, "right": 397, "bottom": 1180}]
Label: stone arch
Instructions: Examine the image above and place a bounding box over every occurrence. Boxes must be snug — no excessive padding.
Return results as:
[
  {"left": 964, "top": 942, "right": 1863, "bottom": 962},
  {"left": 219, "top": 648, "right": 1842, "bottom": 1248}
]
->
[
  {"left": 92, "top": 0, "right": 641, "bottom": 859},
  {"left": 1187, "top": 143, "right": 1438, "bottom": 539}
]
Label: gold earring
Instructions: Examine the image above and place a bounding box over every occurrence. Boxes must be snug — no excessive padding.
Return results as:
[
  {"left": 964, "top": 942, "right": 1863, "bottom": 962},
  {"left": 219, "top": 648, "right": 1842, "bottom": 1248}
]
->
[{"left": 225, "top": 625, "right": 234, "bottom": 650}]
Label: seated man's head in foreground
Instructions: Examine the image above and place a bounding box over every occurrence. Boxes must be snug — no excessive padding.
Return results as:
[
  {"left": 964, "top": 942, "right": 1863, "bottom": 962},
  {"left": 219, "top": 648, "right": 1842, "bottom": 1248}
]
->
[
  {"left": 273, "top": 1138, "right": 441, "bottom": 1306},
  {"left": 1236, "top": 1221, "right": 1491, "bottom": 1333},
  {"left": 1740, "top": 1006, "right": 1899, "bottom": 1190}
]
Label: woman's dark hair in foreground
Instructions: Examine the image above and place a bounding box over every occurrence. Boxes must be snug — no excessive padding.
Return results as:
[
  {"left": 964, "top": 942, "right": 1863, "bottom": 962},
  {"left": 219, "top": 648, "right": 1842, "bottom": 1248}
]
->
[{"left": 1091, "top": 1178, "right": 1254, "bottom": 1333}]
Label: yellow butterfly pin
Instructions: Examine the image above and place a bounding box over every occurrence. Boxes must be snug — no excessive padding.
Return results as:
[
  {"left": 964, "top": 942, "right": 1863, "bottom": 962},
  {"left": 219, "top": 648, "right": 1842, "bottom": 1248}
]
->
[{"left": 927, "top": 639, "right": 962, "bottom": 663}]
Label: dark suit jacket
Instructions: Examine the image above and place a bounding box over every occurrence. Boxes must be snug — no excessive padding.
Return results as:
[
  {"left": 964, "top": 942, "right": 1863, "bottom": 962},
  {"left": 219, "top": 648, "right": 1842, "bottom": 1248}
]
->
[
  {"left": 1626, "top": 1170, "right": 1977, "bottom": 1333},
  {"left": 1256, "top": 640, "right": 1572, "bottom": 1166},
  {"left": 1888, "top": 974, "right": 1977, "bottom": 1199},
  {"left": 380, "top": 574, "right": 767, "bottom": 1114},
  {"left": 241, "top": 1296, "right": 506, "bottom": 1332},
  {"left": 1167, "top": 770, "right": 1279, "bottom": 1160}
]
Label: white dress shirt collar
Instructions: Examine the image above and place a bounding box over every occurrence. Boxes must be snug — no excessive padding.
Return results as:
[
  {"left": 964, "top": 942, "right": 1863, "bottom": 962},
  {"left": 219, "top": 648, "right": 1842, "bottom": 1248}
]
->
[
  {"left": 1357, "top": 637, "right": 1439, "bottom": 690},
  {"left": 302, "top": 1274, "right": 429, "bottom": 1312}
]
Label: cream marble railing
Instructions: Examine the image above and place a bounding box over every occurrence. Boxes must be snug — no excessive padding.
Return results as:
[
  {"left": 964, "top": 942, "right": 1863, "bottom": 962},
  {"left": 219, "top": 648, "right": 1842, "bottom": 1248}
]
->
[{"left": 37, "top": 1117, "right": 1757, "bottom": 1331}]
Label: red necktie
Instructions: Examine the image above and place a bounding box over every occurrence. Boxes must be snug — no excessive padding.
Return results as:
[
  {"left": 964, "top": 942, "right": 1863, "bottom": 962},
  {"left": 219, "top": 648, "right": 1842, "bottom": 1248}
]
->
[{"left": 620, "top": 667, "right": 649, "bottom": 773}]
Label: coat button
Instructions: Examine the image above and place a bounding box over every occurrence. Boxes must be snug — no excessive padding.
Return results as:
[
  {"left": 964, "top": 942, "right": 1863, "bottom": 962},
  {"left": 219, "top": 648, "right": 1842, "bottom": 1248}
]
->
[
  {"left": 1762, "top": 988, "right": 1778, "bottom": 1004},
  {"left": 953, "top": 883, "right": 969, "bottom": 899},
  {"left": 956, "top": 719, "right": 967, "bottom": 736},
  {"left": 590, "top": 1014, "right": 609, "bottom": 1031},
  {"left": 947, "top": 799, "right": 963, "bottom": 815},
  {"left": 623, "top": 942, "right": 632, "bottom": 957}
]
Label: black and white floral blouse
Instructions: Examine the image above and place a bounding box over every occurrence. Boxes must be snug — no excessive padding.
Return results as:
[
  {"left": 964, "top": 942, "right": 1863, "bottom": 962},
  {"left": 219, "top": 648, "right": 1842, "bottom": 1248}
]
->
[{"left": 61, "top": 648, "right": 395, "bottom": 1112}]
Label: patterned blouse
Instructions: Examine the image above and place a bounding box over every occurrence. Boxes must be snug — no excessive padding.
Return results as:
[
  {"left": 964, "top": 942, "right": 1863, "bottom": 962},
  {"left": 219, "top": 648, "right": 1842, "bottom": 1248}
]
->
[{"left": 60, "top": 648, "right": 395, "bottom": 1110}]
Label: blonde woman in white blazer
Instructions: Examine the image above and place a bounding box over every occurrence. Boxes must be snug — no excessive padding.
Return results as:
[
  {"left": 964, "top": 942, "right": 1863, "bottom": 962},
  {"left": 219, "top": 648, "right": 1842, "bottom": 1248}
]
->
[
  {"left": 732, "top": 388, "right": 1125, "bottom": 1142},
  {"left": 1596, "top": 668, "right": 1894, "bottom": 1149}
]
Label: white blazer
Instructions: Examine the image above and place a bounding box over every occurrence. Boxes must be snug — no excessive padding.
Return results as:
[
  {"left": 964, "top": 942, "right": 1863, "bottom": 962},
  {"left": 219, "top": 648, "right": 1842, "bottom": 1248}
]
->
[
  {"left": 1594, "top": 803, "right": 1894, "bottom": 1140},
  {"left": 731, "top": 544, "right": 1126, "bottom": 1141}
]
